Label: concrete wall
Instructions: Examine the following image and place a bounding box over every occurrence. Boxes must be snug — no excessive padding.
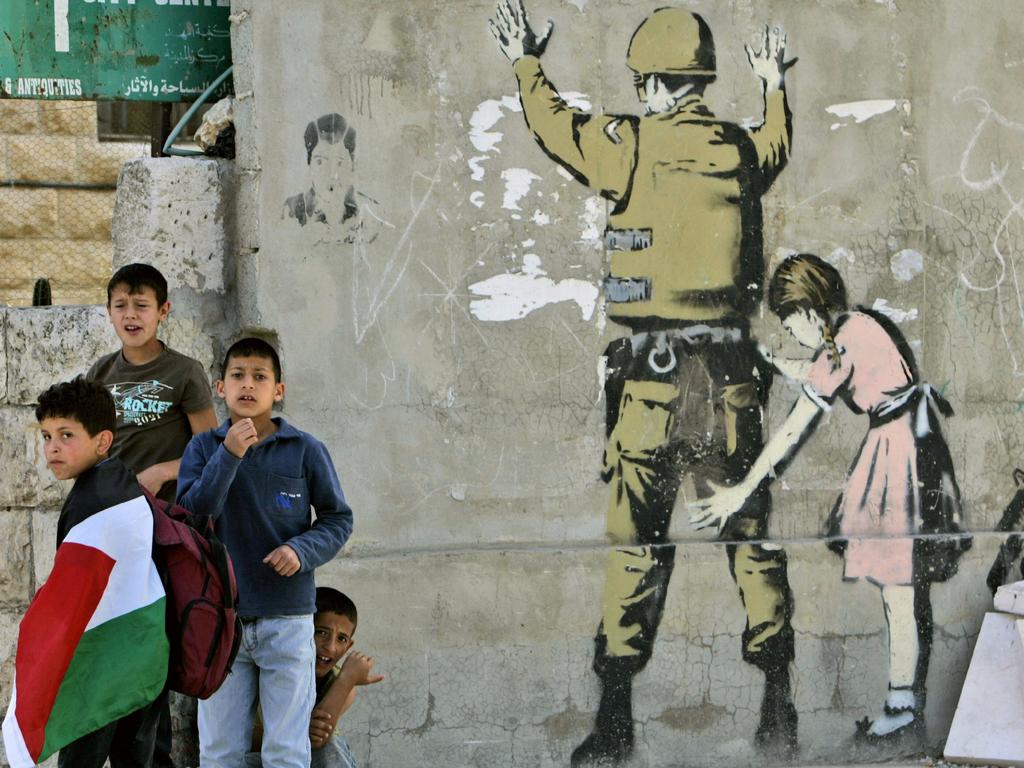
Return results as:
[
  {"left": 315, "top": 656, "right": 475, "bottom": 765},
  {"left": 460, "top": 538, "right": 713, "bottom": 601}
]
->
[
  {"left": 227, "top": 0, "right": 1024, "bottom": 765},
  {"left": 2, "top": 2, "right": 1021, "bottom": 767},
  {"left": 0, "top": 100, "right": 146, "bottom": 306}
]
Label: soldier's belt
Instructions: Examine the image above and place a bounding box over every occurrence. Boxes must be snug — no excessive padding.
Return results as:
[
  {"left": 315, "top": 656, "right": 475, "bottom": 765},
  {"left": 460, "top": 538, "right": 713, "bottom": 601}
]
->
[
  {"left": 605, "top": 276, "right": 651, "bottom": 303},
  {"left": 605, "top": 228, "right": 652, "bottom": 251}
]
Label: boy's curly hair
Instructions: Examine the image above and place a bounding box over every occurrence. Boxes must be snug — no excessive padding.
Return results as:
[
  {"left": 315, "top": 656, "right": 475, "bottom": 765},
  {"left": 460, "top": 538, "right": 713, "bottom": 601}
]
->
[{"left": 36, "top": 377, "right": 116, "bottom": 437}]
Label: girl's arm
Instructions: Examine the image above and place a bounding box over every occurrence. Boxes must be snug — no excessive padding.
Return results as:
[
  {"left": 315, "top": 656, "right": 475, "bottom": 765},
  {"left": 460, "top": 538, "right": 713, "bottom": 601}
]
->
[
  {"left": 689, "top": 392, "right": 822, "bottom": 532},
  {"left": 758, "top": 342, "right": 813, "bottom": 382}
]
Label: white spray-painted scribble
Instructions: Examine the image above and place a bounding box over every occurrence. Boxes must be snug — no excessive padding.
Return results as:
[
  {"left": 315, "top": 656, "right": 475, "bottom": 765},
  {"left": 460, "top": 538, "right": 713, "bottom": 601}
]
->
[
  {"left": 468, "top": 254, "right": 598, "bottom": 321},
  {"left": 352, "top": 165, "right": 440, "bottom": 344},
  {"left": 947, "top": 88, "right": 1024, "bottom": 381},
  {"left": 890, "top": 249, "right": 924, "bottom": 282},
  {"left": 501, "top": 168, "right": 543, "bottom": 210},
  {"left": 871, "top": 297, "right": 918, "bottom": 324},
  {"left": 827, "top": 99, "right": 909, "bottom": 131}
]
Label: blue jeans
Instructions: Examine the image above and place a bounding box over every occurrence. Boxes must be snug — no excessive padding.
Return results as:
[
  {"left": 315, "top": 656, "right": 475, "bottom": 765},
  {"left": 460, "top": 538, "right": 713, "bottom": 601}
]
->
[
  {"left": 199, "top": 615, "right": 315, "bottom": 768},
  {"left": 245, "top": 736, "right": 357, "bottom": 768}
]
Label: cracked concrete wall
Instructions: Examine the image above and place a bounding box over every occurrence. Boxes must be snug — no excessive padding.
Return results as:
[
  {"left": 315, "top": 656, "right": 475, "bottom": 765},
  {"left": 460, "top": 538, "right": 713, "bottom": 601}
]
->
[{"left": 226, "top": 1, "right": 1024, "bottom": 765}]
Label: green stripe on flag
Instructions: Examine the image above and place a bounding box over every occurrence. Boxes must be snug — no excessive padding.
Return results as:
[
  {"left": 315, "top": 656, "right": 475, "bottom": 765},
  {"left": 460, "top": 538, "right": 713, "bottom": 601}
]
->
[{"left": 38, "top": 598, "right": 168, "bottom": 762}]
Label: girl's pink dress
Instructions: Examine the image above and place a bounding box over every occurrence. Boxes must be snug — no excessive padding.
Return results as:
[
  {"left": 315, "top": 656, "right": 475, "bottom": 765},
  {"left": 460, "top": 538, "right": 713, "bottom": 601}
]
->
[{"left": 805, "top": 311, "right": 964, "bottom": 585}]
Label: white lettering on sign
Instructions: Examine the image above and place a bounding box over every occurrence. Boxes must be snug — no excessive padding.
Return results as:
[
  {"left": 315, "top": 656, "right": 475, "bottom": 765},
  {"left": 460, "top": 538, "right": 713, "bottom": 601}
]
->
[
  {"left": 15, "top": 77, "right": 84, "bottom": 97},
  {"left": 53, "top": 0, "right": 69, "bottom": 52},
  {"left": 154, "top": 0, "right": 230, "bottom": 6}
]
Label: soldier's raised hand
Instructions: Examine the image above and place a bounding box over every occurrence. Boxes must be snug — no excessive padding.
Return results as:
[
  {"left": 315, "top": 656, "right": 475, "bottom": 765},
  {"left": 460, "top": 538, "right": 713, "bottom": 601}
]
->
[
  {"left": 489, "top": 0, "right": 553, "bottom": 62},
  {"left": 745, "top": 25, "right": 796, "bottom": 91}
]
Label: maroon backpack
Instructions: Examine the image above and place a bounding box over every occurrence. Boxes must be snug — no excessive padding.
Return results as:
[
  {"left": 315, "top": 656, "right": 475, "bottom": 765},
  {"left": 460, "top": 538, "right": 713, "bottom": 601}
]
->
[{"left": 143, "top": 488, "right": 242, "bottom": 699}]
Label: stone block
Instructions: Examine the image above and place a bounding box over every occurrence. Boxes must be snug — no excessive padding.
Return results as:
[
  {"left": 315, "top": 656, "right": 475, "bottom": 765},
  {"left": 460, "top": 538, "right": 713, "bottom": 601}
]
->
[
  {"left": 113, "top": 158, "right": 231, "bottom": 295},
  {"left": 56, "top": 188, "right": 115, "bottom": 240},
  {"left": 995, "top": 580, "right": 1024, "bottom": 615},
  {"left": 0, "top": 407, "right": 69, "bottom": 509},
  {"left": 0, "top": 511, "right": 33, "bottom": 607},
  {"left": 7, "top": 136, "right": 79, "bottom": 183},
  {"left": 38, "top": 100, "right": 96, "bottom": 137},
  {"left": 0, "top": 101, "right": 40, "bottom": 134},
  {"left": 945, "top": 611, "right": 1024, "bottom": 766},
  {"left": 32, "top": 509, "right": 59, "bottom": 591},
  {"left": 75, "top": 139, "right": 147, "bottom": 185},
  {"left": 5, "top": 306, "right": 118, "bottom": 404},
  {"left": 0, "top": 188, "right": 59, "bottom": 238},
  {"left": 0, "top": 238, "right": 109, "bottom": 287}
]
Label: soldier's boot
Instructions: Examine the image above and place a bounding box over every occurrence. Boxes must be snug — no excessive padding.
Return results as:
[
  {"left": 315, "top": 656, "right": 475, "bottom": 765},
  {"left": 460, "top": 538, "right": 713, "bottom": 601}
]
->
[
  {"left": 753, "top": 658, "right": 798, "bottom": 758},
  {"left": 570, "top": 668, "right": 634, "bottom": 767}
]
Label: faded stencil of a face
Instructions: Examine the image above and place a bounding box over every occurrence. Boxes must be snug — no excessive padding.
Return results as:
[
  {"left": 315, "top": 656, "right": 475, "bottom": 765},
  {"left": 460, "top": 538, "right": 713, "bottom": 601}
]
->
[
  {"left": 310, "top": 140, "right": 353, "bottom": 222},
  {"left": 303, "top": 113, "right": 357, "bottom": 224}
]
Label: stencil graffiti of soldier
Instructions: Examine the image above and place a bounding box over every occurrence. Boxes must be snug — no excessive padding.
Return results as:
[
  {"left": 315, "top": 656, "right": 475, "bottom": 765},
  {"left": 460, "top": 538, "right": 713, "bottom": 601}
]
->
[{"left": 490, "top": 2, "right": 797, "bottom": 764}]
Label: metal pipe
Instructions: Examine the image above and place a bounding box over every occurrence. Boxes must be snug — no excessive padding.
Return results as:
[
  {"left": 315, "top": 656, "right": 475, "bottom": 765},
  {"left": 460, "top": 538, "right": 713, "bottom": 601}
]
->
[
  {"left": 162, "top": 65, "right": 234, "bottom": 157},
  {"left": 0, "top": 179, "right": 117, "bottom": 190}
]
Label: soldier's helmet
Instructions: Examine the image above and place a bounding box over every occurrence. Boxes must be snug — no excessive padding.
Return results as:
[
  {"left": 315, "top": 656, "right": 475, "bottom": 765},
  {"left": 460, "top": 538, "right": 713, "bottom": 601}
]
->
[{"left": 626, "top": 8, "right": 716, "bottom": 77}]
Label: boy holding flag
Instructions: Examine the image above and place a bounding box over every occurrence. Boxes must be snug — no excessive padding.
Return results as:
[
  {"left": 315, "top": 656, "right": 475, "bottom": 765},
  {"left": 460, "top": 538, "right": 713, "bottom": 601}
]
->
[{"left": 3, "top": 377, "right": 168, "bottom": 767}]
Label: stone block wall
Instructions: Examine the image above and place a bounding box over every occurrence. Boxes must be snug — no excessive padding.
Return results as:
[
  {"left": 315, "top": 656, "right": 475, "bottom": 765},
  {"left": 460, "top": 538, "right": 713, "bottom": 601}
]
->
[{"left": 0, "top": 100, "right": 147, "bottom": 307}]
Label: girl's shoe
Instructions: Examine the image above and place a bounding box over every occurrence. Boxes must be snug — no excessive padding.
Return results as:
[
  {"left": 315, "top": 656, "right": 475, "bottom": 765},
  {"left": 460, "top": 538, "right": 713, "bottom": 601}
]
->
[{"left": 855, "top": 687, "right": 922, "bottom": 742}]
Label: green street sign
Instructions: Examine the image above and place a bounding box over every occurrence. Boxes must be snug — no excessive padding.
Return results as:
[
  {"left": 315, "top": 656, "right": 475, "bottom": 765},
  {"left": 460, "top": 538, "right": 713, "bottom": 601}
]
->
[{"left": 0, "top": 1, "right": 232, "bottom": 101}]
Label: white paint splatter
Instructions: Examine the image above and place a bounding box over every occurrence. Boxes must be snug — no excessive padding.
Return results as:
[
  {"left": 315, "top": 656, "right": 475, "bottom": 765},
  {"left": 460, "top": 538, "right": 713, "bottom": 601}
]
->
[
  {"left": 469, "top": 95, "right": 522, "bottom": 153},
  {"left": 532, "top": 210, "right": 550, "bottom": 226},
  {"left": 826, "top": 99, "right": 909, "bottom": 130},
  {"left": 890, "top": 249, "right": 924, "bottom": 282},
  {"left": 566, "top": 0, "right": 587, "bottom": 11},
  {"left": 579, "top": 195, "right": 604, "bottom": 247},
  {"left": 470, "top": 191, "right": 485, "bottom": 208},
  {"left": 468, "top": 156, "right": 488, "bottom": 182},
  {"left": 469, "top": 254, "right": 599, "bottom": 321},
  {"left": 501, "top": 168, "right": 542, "bottom": 210},
  {"left": 828, "top": 247, "right": 856, "bottom": 264},
  {"left": 871, "top": 297, "right": 918, "bottom": 323}
]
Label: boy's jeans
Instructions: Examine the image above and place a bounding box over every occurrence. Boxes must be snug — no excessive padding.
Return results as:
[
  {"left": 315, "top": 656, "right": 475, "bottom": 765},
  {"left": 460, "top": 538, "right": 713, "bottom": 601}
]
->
[
  {"left": 246, "top": 736, "right": 357, "bottom": 768},
  {"left": 199, "top": 615, "right": 315, "bottom": 768}
]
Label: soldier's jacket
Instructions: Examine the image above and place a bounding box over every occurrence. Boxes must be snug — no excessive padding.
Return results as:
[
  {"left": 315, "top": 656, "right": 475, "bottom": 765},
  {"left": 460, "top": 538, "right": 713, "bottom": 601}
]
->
[{"left": 513, "top": 55, "right": 792, "bottom": 325}]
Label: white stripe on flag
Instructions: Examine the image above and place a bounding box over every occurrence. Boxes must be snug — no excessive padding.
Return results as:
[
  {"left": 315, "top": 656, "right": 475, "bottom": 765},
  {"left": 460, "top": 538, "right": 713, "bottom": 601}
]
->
[
  {"left": 2, "top": 683, "right": 34, "bottom": 768},
  {"left": 61, "top": 495, "right": 164, "bottom": 631}
]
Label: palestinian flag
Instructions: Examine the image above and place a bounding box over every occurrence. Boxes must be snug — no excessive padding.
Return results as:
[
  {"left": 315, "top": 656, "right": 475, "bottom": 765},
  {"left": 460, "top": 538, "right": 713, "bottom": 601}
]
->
[{"left": 3, "top": 493, "right": 168, "bottom": 766}]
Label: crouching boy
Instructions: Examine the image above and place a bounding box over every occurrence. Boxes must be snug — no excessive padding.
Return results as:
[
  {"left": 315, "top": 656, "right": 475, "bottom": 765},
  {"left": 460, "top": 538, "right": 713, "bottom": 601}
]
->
[
  {"left": 177, "top": 338, "right": 353, "bottom": 768},
  {"left": 247, "top": 588, "right": 383, "bottom": 768}
]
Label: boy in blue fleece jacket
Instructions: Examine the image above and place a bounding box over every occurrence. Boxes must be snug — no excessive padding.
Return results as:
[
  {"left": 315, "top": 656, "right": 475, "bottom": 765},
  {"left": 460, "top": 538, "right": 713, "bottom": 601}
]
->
[{"left": 177, "top": 337, "right": 352, "bottom": 768}]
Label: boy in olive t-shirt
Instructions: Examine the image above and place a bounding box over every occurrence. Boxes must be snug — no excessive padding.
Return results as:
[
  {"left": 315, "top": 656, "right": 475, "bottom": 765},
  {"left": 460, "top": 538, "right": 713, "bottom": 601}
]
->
[{"left": 88, "top": 264, "right": 218, "bottom": 503}]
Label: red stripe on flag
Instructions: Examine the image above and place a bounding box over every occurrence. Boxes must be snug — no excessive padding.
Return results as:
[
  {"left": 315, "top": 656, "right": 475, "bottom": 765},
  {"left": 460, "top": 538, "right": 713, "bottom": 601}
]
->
[{"left": 15, "top": 543, "right": 114, "bottom": 759}]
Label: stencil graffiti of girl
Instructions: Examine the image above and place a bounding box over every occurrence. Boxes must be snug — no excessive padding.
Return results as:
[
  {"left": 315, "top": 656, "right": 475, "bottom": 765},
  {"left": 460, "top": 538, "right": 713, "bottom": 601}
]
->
[{"left": 691, "top": 253, "right": 971, "bottom": 743}]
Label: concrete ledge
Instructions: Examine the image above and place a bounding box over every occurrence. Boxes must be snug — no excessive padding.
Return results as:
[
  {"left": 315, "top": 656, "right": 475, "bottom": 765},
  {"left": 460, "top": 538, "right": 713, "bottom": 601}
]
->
[{"left": 113, "top": 158, "right": 233, "bottom": 296}]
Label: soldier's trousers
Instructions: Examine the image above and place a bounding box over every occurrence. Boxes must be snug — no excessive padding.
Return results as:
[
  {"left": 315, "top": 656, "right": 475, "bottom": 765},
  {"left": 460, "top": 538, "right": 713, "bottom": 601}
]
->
[{"left": 594, "top": 328, "right": 794, "bottom": 678}]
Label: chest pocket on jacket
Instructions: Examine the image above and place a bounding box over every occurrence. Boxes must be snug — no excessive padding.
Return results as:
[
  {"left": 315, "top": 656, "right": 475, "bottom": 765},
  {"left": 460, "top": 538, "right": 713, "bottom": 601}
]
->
[{"left": 269, "top": 473, "right": 310, "bottom": 518}]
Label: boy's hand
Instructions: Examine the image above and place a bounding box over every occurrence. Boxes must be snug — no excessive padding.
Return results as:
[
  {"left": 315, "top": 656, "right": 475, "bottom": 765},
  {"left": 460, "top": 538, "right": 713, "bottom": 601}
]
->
[
  {"left": 137, "top": 464, "right": 169, "bottom": 495},
  {"left": 340, "top": 651, "right": 385, "bottom": 687},
  {"left": 263, "top": 544, "right": 301, "bottom": 576},
  {"left": 224, "top": 418, "right": 259, "bottom": 458},
  {"left": 309, "top": 708, "right": 335, "bottom": 749}
]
